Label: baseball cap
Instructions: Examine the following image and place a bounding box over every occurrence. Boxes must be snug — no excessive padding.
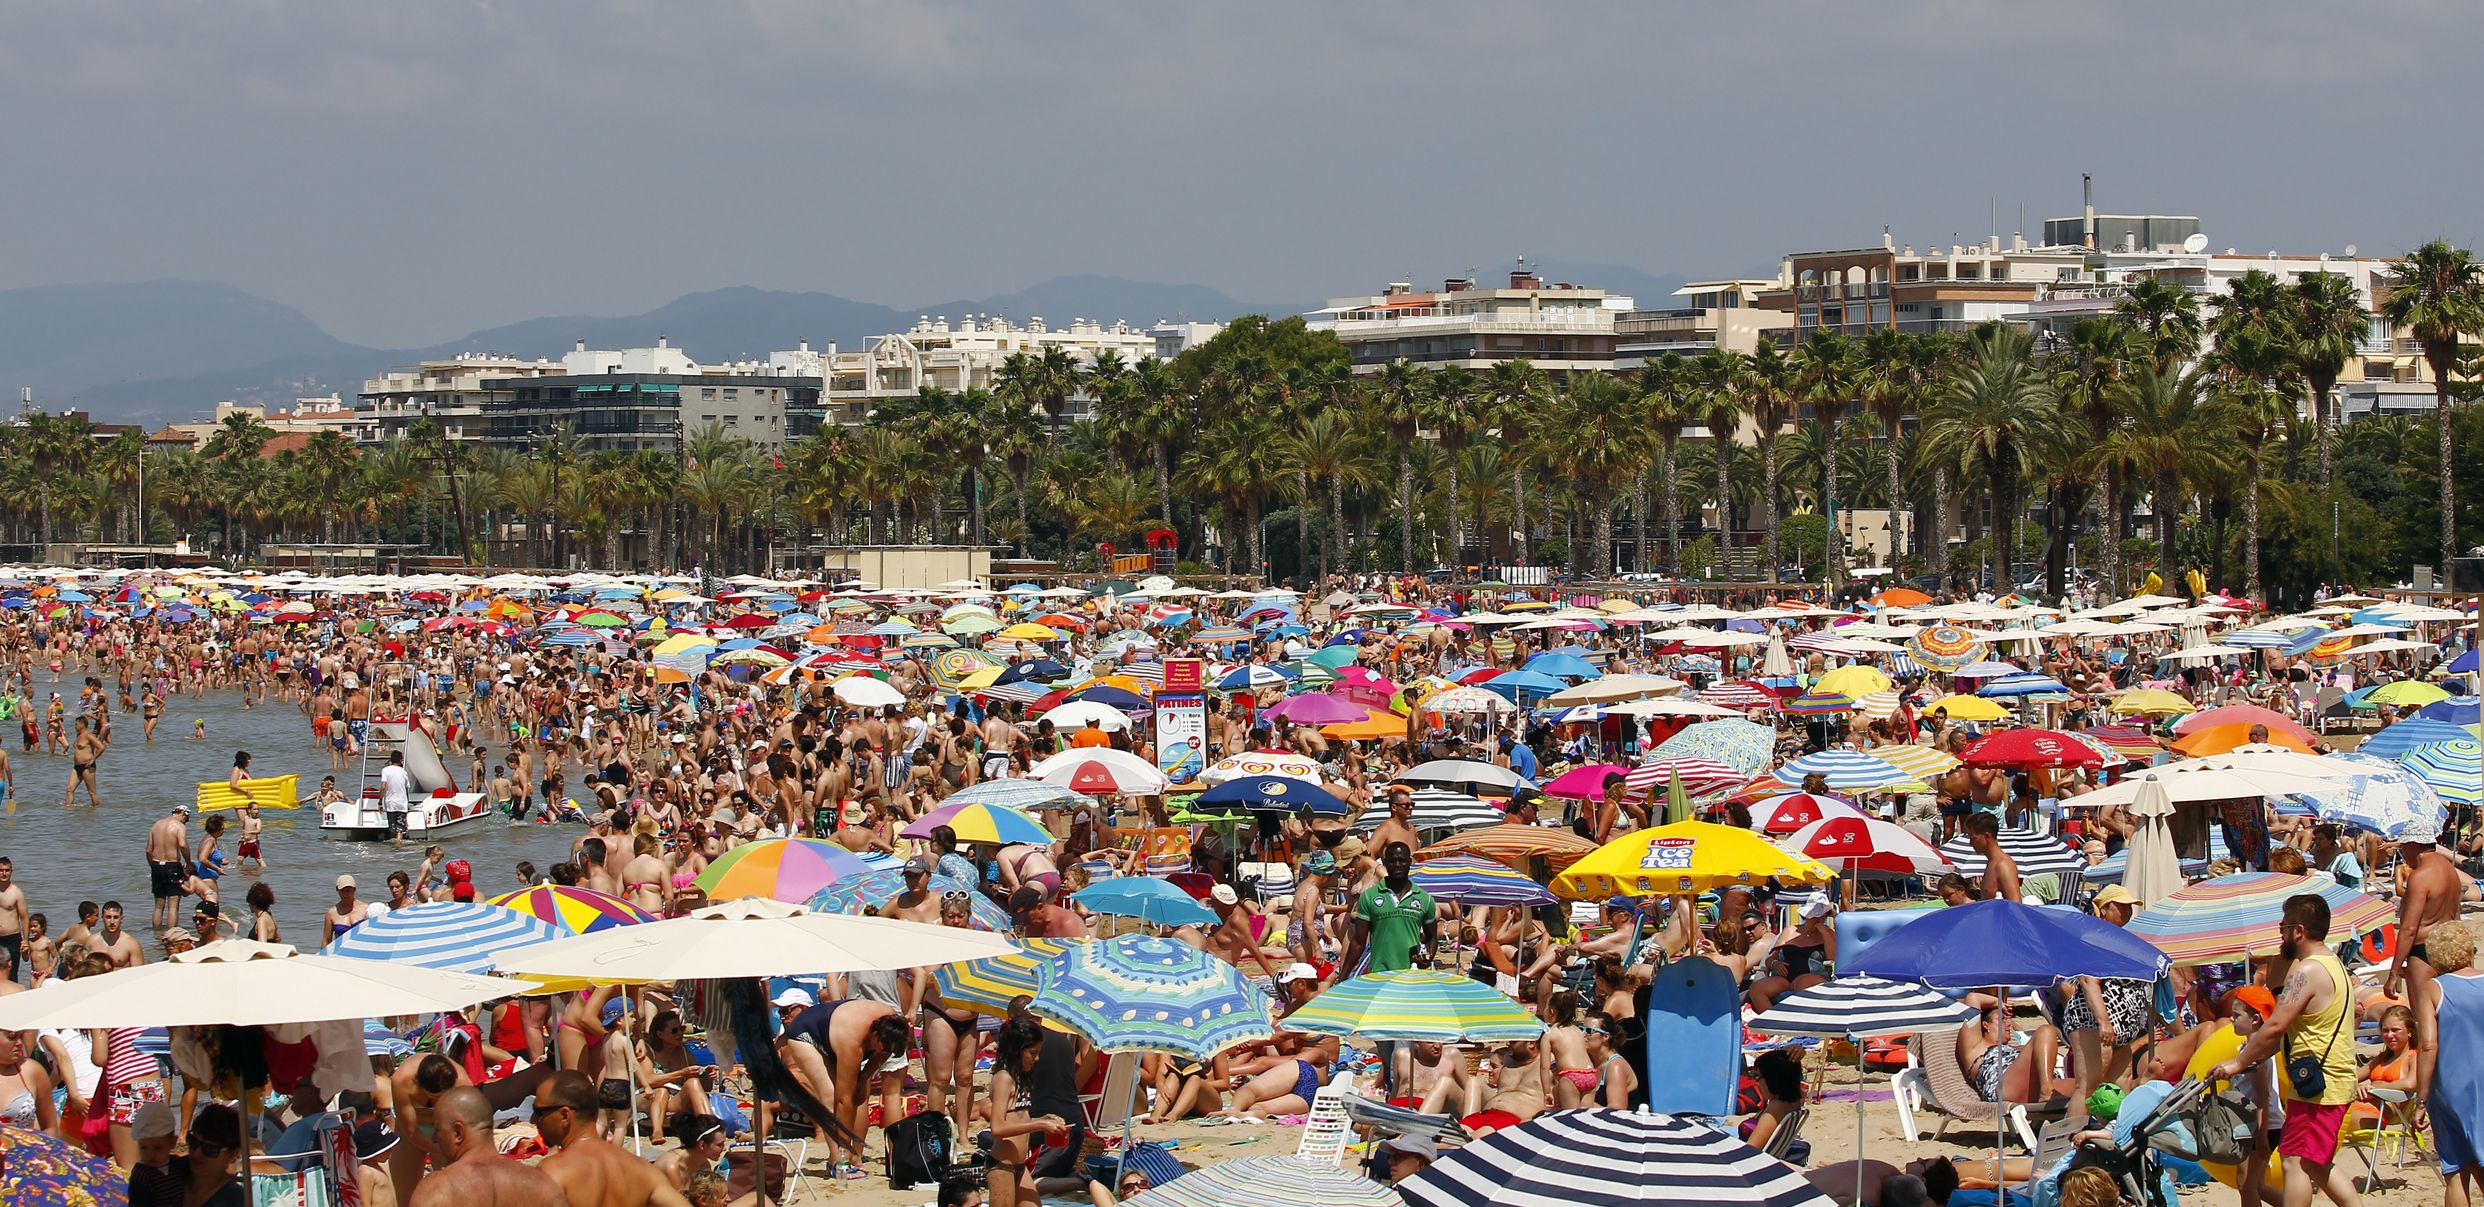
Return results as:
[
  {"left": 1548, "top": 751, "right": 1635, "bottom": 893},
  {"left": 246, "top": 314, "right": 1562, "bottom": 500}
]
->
[
  {"left": 2090, "top": 884, "right": 2138, "bottom": 909},
  {"left": 1209, "top": 884, "right": 1239, "bottom": 906},
  {"left": 771, "top": 987, "right": 815, "bottom": 1009},
  {"left": 193, "top": 900, "right": 220, "bottom": 919},
  {"left": 1379, "top": 1134, "right": 1438, "bottom": 1162},
  {"left": 161, "top": 927, "right": 195, "bottom": 945},
  {"left": 131, "top": 1101, "right": 178, "bottom": 1141},
  {"left": 903, "top": 856, "right": 934, "bottom": 877},
  {"left": 335, "top": 874, "right": 356, "bottom": 890},
  {"left": 172, "top": 802, "right": 192, "bottom": 816},
  {"left": 1277, "top": 962, "right": 1318, "bottom": 984},
  {"left": 1799, "top": 900, "right": 1833, "bottom": 921},
  {"left": 353, "top": 1120, "right": 401, "bottom": 1159},
  {"left": 2226, "top": 984, "right": 2277, "bottom": 1020}
]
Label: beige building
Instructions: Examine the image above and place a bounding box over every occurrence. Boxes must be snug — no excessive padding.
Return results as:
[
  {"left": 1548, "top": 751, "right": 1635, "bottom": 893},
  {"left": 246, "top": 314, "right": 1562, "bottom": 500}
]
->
[
  {"left": 818, "top": 315, "right": 1159, "bottom": 425},
  {"left": 1614, "top": 279, "right": 1794, "bottom": 366},
  {"left": 355, "top": 353, "right": 566, "bottom": 444},
  {"left": 1307, "top": 269, "right": 1634, "bottom": 378}
]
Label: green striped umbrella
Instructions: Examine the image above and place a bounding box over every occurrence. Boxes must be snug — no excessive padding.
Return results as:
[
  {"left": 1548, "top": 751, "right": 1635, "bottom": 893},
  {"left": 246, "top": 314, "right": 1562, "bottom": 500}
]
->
[
  {"left": 1031, "top": 935, "right": 1273, "bottom": 1057},
  {"left": 1284, "top": 970, "right": 1545, "bottom": 1042}
]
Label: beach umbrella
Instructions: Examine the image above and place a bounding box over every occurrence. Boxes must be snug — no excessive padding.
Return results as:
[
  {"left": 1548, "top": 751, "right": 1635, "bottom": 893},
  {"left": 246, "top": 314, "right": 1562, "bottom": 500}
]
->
[
  {"left": 1409, "top": 854, "right": 1558, "bottom": 906},
  {"left": 935, "top": 937, "right": 1087, "bottom": 1018},
  {"left": 1066, "top": 683, "right": 1152, "bottom": 711},
  {"left": 899, "top": 799, "right": 1055, "bottom": 846},
  {"left": 1905, "top": 623, "right": 1987, "bottom": 672},
  {"left": 2417, "top": 697, "right": 2483, "bottom": 726},
  {"left": 1127, "top": 1156, "right": 1401, "bottom": 1207},
  {"left": 1950, "top": 660, "right": 2024, "bottom": 679},
  {"left": 1554, "top": 819, "right": 1835, "bottom": 900},
  {"left": 2126, "top": 872, "right": 2395, "bottom": 967},
  {"left": 328, "top": 902, "right": 565, "bottom": 975},
  {"left": 1196, "top": 775, "right": 1351, "bottom": 817},
  {"left": 1745, "top": 791, "right": 1865, "bottom": 835},
  {"left": 1935, "top": 827, "right": 2085, "bottom": 876},
  {"left": 2169, "top": 721, "right": 2313, "bottom": 756},
  {"left": 2358, "top": 717, "right": 2473, "bottom": 760},
  {"left": 1623, "top": 757, "right": 1747, "bottom": 800},
  {"left": 2078, "top": 725, "right": 2163, "bottom": 762},
  {"left": 1697, "top": 681, "right": 1777, "bottom": 710},
  {"left": 1961, "top": 728, "right": 2104, "bottom": 768},
  {"left": 1398, "top": 1109, "right": 1833, "bottom": 1207},
  {"left": 2121, "top": 773, "right": 2184, "bottom": 907},
  {"left": 1418, "top": 824, "right": 1600, "bottom": 873},
  {"left": 1397, "top": 758, "right": 1526, "bottom": 793},
  {"left": 1286, "top": 970, "right": 1546, "bottom": 1042},
  {"left": 2399, "top": 739, "right": 2484, "bottom": 806},
  {"left": 805, "top": 870, "right": 1011, "bottom": 930},
  {"left": 1869, "top": 743, "right": 1961, "bottom": 783},
  {"left": 830, "top": 675, "right": 906, "bottom": 708},
  {"left": 2174, "top": 703, "right": 2315, "bottom": 744},
  {"left": 1847, "top": 897, "right": 2169, "bottom": 990},
  {"left": 1201, "top": 750, "right": 1322, "bottom": 785},
  {"left": 1923, "top": 693, "right": 2008, "bottom": 721},
  {"left": 1046, "top": 700, "right": 1134, "bottom": 732},
  {"left": 1978, "top": 671, "right": 2069, "bottom": 697},
  {"left": 694, "top": 837, "right": 874, "bottom": 904},
  {"left": 1779, "top": 814, "right": 1948, "bottom": 875},
  {"left": 1649, "top": 718, "right": 1777, "bottom": 777},
  {"left": 1, "top": 1123, "right": 127, "bottom": 1207},
  {"left": 1420, "top": 685, "right": 1515, "bottom": 714},
  {"left": 925, "top": 648, "right": 1002, "bottom": 691},
  {"left": 1780, "top": 688, "right": 1858, "bottom": 716},
  {"left": 1770, "top": 750, "right": 1911, "bottom": 792},
  {"left": 2109, "top": 688, "right": 2197, "bottom": 716},
  {"left": 2295, "top": 753, "right": 2449, "bottom": 841},
  {"left": 497, "top": 897, "right": 1014, "bottom": 985},
  {"left": 2367, "top": 680, "right": 2452, "bottom": 708},
  {"left": 1357, "top": 788, "right": 1504, "bottom": 834},
  {"left": 1032, "top": 935, "right": 1275, "bottom": 1058},
  {"left": 1215, "top": 664, "right": 1293, "bottom": 691},
  {"left": 1073, "top": 878, "right": 1217, "bottom": 928},
  {"left": 996, "top": 658, "right": 1070, "bottom": 685},
  {"left": 1752, "top": 974, "right": 1976, "bottom": 1038},
  {"left": 1261, "top": 693, "right": 1369, "bottom": 725},
  {"left": 0, "top": 940, "right": 525, "bottom": 1030},
  {"left": 934, "top": 778, "right": 1085, "bottom": 813},
  {"left": 1539, "top": 763, "right": 1630, "bottom": 801},
  {"left": 1033, "top": 747, "right": 1173, "bottom": 795},
  {"left": 1814, "top": 664, "right": 1893, "bottom": 698}
]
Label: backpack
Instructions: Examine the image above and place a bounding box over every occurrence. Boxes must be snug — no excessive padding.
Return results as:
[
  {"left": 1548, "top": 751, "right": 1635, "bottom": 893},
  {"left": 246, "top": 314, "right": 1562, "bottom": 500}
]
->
[{"left": 884, "top": 1108, "right": 956, "bottom": 1190}]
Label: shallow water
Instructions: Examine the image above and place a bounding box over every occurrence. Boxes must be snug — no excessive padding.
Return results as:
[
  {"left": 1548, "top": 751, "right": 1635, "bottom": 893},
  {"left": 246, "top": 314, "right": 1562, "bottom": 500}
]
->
[{"left": 0, "top": 690, "right": 579, "bottom": 948}]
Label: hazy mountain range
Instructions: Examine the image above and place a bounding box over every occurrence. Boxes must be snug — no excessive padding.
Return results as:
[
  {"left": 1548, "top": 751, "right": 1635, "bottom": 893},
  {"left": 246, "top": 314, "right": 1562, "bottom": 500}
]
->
[{"left": 0, "top": 260, "right": 1687, "bottom": 427}]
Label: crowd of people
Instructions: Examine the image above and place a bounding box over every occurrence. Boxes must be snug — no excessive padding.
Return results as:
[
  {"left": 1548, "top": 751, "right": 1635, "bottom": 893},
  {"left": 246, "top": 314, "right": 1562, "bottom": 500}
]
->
[{"left": 0, "top": 566, "right": 2473, "bottom": 1207}]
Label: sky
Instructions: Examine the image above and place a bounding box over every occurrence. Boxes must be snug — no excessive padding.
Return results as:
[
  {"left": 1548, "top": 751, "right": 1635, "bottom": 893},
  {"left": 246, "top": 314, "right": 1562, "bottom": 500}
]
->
[{"left": 2, "top": 0, "right": 2477, "bottom": 348}]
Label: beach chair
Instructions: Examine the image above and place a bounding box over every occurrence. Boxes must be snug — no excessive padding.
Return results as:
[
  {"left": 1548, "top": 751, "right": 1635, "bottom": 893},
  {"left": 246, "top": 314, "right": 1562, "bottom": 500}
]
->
[
  {"left": 1758, "top": 1105, "right": 1809, "bottom": 1161},
  {"left": 2342, "top": 1087, "right": 2428, "bottom": 1193},
  {"left": 1292, "top": 1072, "right": 1355, "bottom": 1166},
  {"left": 1895, "top": 1035, "right": 2058, "bottom": 1153}
]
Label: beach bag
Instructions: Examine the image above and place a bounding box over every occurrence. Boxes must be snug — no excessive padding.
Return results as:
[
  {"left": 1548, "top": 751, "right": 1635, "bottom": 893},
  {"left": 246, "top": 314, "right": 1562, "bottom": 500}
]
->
[
  {"left": 884, "top": 1108, "right": 957, "bottom": 1190},
  {"left": 2193, "top": 1086, "right": 2258, "bottom": 1167},
  {"left": 724, "top": 1151, "right": 786, "bottom": 1204}
]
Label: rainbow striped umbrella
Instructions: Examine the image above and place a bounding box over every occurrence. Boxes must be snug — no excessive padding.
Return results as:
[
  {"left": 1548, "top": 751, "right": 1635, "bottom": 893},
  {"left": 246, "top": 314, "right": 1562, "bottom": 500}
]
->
[
  {"left": 485, "top": 885, "right": 657, "bottom": 934},
  {"left": 1905, "top": 623, "right": 1986, "bottom": 672},
  {"left": 1649, "top": 718, "right": 1777, "bottom": 777},
  {"left": 327, "top": 902, "right": 564, "bottom": 975},
  {"left": 935, "top": 937, "right": 1087, "bottom": 1018},
  {"left": 899, "top": 799, "right": 1054, "bottom": 845},
  {"left": 1410, "top": 854, "right": 1557, "bottom": 906},
  {"left": 1032, "top": 935, "right": 1274, "bottom": 1057},
  {"left": 2127, "top": 872, "right": 2395, "bottom": 967},
  {"left": 694, "top": 838, "right": 873, "bottom": 904},
  {"left": 1285, "top": 970, "right": 1546, "bottom": 1042},
  {"left": 804, "top": 869, "right": 1011, "bottom": 931},
  {"left": 1126, "top": 1156, "right": 1399, "bottom": 1207},
  {"left": 2399, "top": 739, "right": 2483, "bottom": 807},
  {"left": 1781, "top": 688, "right": 1858, "bottom": 716}
]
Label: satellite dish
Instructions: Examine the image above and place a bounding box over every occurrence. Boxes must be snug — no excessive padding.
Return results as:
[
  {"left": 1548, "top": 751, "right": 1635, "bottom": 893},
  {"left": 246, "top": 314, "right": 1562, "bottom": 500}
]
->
[
  {"left": 2182, "top": 233, "right": 2209, "bottom": 254},
  {"left": 2345, "top": 244, "right": 2359, "bottom": 258}
]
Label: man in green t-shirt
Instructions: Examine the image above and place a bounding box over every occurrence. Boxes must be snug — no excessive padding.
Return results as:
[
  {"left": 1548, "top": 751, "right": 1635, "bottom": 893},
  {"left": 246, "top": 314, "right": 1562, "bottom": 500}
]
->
[{"left": 1347, "top": 842, "right": 1437, "bottom": 973}]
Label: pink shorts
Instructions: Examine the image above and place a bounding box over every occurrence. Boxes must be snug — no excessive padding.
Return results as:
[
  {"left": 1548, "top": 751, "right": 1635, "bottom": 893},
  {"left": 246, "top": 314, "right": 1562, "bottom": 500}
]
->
[{"left": 2279, "top": 1100, "right": 2349, "bottom": 1164}]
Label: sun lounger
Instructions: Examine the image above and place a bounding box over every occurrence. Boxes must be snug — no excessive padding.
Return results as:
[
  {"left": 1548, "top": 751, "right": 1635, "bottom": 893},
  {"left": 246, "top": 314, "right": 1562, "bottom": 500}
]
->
[{"left": 1895, "top": 1035, "right": 2065, "bottom": 1153}]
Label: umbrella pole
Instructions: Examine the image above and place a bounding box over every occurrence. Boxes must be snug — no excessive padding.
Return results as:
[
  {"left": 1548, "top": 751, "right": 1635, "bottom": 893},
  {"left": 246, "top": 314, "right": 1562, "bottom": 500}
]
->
[
  {"left": 1856, "top": 1032, "right": 1867, "bottom": 1207},
  {"left": 628, "top": 987, "right": 641, "bottom": 1154}
]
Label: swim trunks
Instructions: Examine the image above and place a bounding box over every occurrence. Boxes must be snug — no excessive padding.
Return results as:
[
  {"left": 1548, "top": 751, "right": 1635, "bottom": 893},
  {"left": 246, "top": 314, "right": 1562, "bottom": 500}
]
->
[{"left": 148, "top": 860, "right": 186, "bottom": 900}]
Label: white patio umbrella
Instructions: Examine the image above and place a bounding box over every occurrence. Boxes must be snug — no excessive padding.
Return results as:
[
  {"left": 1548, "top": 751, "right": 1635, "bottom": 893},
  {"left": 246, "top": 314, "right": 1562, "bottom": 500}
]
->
[
  {"left": 831, "top": 675, "right": 907, "bottom": 708},
  {"left": 0, "top": 939, "right": 524, "bottom": 1029},
  {"left": 2122, "top": 773, "right": 2185, "bottom": 906},
  {"left": 492, "top": 897, "right": 1016, "bottom": 985}
]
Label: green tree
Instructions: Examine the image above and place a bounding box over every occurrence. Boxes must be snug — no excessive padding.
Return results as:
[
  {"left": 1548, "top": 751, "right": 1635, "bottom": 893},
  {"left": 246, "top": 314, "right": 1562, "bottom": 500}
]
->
[
  {"left": 1792, "top": 329, "right": 1862, "bottom": 582},
  {"left": 2379, "top": 239, "right": 2484, "bottom": 586},
  {"left": 1921, "top": 324, "right": 2070, "bottom": 591}
]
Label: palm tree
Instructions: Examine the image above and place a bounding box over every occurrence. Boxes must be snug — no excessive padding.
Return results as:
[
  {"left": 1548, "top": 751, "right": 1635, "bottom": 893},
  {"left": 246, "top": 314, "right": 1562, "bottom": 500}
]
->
[
  {"left": 1375, "top": 360, "right": 1427, "bottom": 570},
  {"left": 2098, "top": 364, "right": 2233, "bottom": 571},
  {"left": 1921, "top": 324, "right": 2069, "bottom": 592},
  {"left": 2115, "top": 278, "right": 2205, "bottom": 370},
  {"left": 2380, "top": 239, "right": 2484, "bottom": 585},
  {"left": 1742, "top": 341, "right": 1799, "bottom": 580},
  {"left": 2289, "top": 272, "right": 2369, "bottom": 489},
  {"left": 1420, "top": 365, "right": 1480, "bottom": 565},
  {"left": 1548, "top": 373, "right": 1643, "bottom": 577},
  {"left": 1485, "top": 359, "right": 1550, "bottom": 564},
  {"left": 2052, "top": 317, "right": 2137, "bottom": 593},
  {"left": 1689, "top": 347, "right": 1748, "bottom": 569},
  {"left": 297, "top": 430, "right": 360, "bottom": 547},
  {"left": 1793, "top": 330, "right": 1862, "bottom": 581},
  {"left": 91, "top": 428, "right": 145, "bottom": 544},
  {"left": 1285, "top": 407, "right": 1381, "bottom": 581},
  {"left": 1126, "top": 358, "right": 1188, "bottom": 527},
  {"left": 984, "top": 395, "right": 1045, "bottom": 555},
  {"left": 1640, "top": 353, "right": 1698, "bottom": 575}
]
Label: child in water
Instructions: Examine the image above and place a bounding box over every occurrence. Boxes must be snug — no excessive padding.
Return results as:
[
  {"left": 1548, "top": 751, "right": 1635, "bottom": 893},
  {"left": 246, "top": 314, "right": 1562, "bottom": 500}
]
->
[{"left": 191, "top": 718, "right": 206, "bottom": 740}]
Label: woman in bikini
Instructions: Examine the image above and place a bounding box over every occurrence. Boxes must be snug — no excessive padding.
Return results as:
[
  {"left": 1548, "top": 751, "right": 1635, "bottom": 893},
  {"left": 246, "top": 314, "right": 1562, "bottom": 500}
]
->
[
  {"left": 1541, "top": 989, "right": 1600, "bottom": 1108},
  {"left": 1582, "top": 1010, "right": 1637, "bottom": 1108},
  {"left": 985, "top": 1016, "right": 1069, "bottom": 1207}
]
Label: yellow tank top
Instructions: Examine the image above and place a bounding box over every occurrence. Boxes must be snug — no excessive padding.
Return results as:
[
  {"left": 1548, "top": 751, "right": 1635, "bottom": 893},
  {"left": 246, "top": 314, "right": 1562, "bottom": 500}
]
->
[{"left": 2280, "top": 948, "right": 2357, "bottom": 1106}]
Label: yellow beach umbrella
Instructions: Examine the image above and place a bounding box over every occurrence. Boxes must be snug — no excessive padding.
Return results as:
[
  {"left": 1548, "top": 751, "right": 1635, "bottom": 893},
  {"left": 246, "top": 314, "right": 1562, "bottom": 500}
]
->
[
  {"left": 1814, "top": 665, "right": 1893, "bottom": 698},
  {"left": 954, "top": 666, "right": 1006, "bottom": 692},
  {"left": 651, "top": 633, "right": 716, "bottom": 660},
  {"left": 999, "top": 622, "right": 1062, "bottom": 641},
  {"left": 1924, "top": 694, "right": 2009, "bottom": 721},
  {"left": 1553, "top": 820, "right": 1835, "bottom": 900},
  {"left": 2109, "top": 689, "right": 2197, "bottom": 716}
]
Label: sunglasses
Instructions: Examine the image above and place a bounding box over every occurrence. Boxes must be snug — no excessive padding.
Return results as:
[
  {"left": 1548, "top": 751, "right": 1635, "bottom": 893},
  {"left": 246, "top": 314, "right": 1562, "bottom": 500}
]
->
[
  {"left": 1119, "top": 1181, "right": 1150, "bottom": 1193},
  {"left": 1581, "top": 1027, "right": 1607, "bottom": 1036}
]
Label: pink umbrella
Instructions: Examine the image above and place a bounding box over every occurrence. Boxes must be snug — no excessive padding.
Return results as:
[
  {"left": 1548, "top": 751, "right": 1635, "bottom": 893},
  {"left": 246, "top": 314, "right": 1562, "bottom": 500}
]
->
[
  {"left": 1261, "top": 693, "right": 1369, "bottom": 725},
  {"left": 1539, "top": 763, "right": 1631, "bottom": 801}
]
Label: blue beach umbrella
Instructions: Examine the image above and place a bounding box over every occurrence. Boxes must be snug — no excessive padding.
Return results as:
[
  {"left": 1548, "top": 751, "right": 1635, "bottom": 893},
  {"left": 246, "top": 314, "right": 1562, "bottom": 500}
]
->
[
  {"left": 2416, "top": 697, "right": 2481, "bottom": 727},
  {"left": 1845, "top": 898, "right": 2169, "bottom": 990},
  {"left": 327, "top": 902, "right": 564, "bottom": 975},
  {"left": 2359, "top": 717, "right": 2469, "bottom": 759},
  {"left": 804, "top": 871, "right": 1010, "bottom": 931},
  {"left": 1072, "top": 878, "right": 1217, "bottom": 928},
  {"left": 1032, "top": 935, "right": 1275, "bottom": 1058},
  {"left": 1194, "top": 775, "right": 1350, "bottom": 816},
  {"left": 2396, "top": 740, "right": 2482, "bottom": 809},
  {"left": 1521, "top": 651, "right": 1601, "bottom": 681}
]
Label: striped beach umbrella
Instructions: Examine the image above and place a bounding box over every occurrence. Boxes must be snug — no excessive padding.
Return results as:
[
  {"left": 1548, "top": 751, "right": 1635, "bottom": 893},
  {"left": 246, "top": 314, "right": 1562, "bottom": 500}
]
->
[
  {"left": 1746, "top": 791, "right": 1866, "bottom": 835},
  {"left": 1978, "top": 672, "right": 2070, "bottom": 698},
  {"left": 1032, "top": 935, "right": 1275, "bottom": 1058},
  {"left": 1128, "top": 1156, "right": 1399, "bottom": 1207},
  {"left": 2358, "top": 717, "right": 2471, "bottom": 760},
  {"left": 2400, "top": 739, "right": 2484, "bottom": 807},
  {"left": 932, "top": 777, "right": 1085, "bottom": 813},
  {"left": 1650, "top": 718, "right": 1777, "bottom": 777},
  {"left": 694, "top": 838, "right": 873, "bottom": 904},
  {"left": 1409, "top": 854, "right": 1557, "bottom": 906},
  {"left": 805, "top": 869, "right": 1010, "bottom": 931},
  {"left": 899, "top": 799, "right": 1054, "bottom": 845},
  {"left": 935, "top": 937, "right": 1086, "bottom": 1018},
  {"left": 484, "top": 885, "right": 657, "bottom": 935},
  {"left": 2126, "top": 872, "right": 2396, "bottom": 967},
  {"left": 1285, "top": 970, "right": 1546, "bottom": 1042},
  {"left": 927, "top": 648, "right": 1002, "bottom": 691},
  {"left": 1417, "top": 824, "right": 1599, "bottom": 873},
  {"left": 1355, "top": 789, "right": 1504, "bottom": 834},
  {"left": 1869, "top": 743, "right": 1960, "bottom": 784},
  {"left": 2078, "top": 725, "right": 2164, "bottom": 762},
  {"left": 328, "top": 902, "right": 564, "bottom": 975},
  {"left": 1398, "top": 1109, "right": 1836, "bottom": 1207},
  {"left": 1751, "top": 974, "right": 1976, "bottom": 1037},
  {"left": 1780, "top": 688, "right": 1858, "bottom": 716},
  {"left": 1770, "top": 750, "right": 1911, "bottom": 792},
  {"left": 1623, "top": 757, "right": 1747, "bottom": 801},
  {"left": 1936, "top": 827, "right": 2086, "bottom": 876}
]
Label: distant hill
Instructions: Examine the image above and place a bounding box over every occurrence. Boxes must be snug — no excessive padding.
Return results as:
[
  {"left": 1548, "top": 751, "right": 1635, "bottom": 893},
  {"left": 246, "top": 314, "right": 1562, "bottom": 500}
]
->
[{"left": 0, "top": 281, "right": 362, "bottom": 403}]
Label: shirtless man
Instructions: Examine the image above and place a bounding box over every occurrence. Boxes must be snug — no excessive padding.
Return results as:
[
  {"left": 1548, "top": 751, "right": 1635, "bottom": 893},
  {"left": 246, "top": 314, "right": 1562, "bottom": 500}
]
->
[
  {"left": 1193, "top": 884, "right": 1285, "bottom": 984},
  {"left": 534, "top": 1071, "right": 691, "bottom": 1207},
  {"left": 1459, "top": 1037, "right": 1548, "bottom": 1134},
  {"left": 980, "top": 705, "right": 1021, "bottom": 779},
  {"left": 1367, "top": 787, "right": 1422, "bottom": 858},
  {"left": 0, "top": 857, "right": 25, "bottom": 981},
  {"left": 65, "top": 716, "right": 104, "bottom": 808},
  {"left": 145, "top": 802, "right": 192, "bottom": 930},
  {"left": 92, "top": 900, "right": 144, "bottom": 968},
  {"left": 1964, "top": 813, "right": 2021, "bottom": 903},
  {"left": 407, "top": 1086, "right": 567, "bottom": 1207},
  {"left": 2385, "top": 828, "right": 2460, "bottom": 1087},
  {"left": 1394, "top": 1040, "right": 1472, "bottom": 1115}
]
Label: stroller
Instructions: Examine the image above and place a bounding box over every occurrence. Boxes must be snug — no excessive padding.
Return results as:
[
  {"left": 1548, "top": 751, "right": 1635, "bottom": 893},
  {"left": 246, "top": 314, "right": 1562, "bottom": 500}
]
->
[{"left": 2058, "top": 1077, "right": 2214, "bottom": 1207}]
